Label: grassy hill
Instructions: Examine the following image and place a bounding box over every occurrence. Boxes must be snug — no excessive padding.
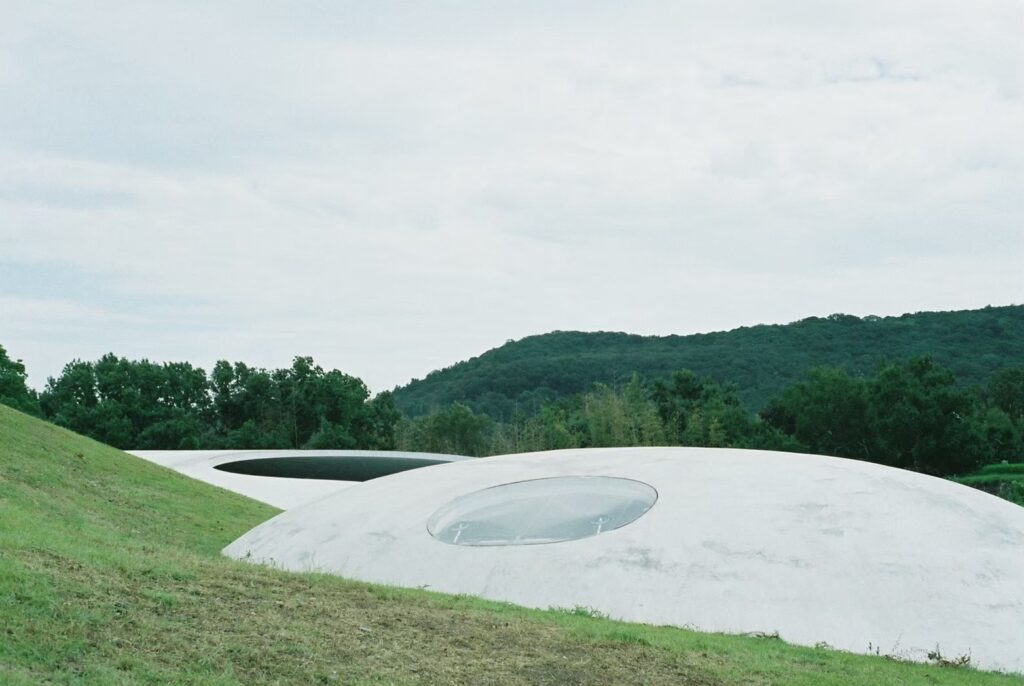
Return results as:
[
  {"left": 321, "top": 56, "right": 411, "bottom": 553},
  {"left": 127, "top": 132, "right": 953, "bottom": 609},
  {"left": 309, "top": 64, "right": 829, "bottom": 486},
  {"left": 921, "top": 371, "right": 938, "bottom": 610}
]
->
[
  {"left": 392, "top": 305, "right": 1024, "bottom": 419},
  {"left": 1, "top": 405, "right": 1021, "bottom": 685}
]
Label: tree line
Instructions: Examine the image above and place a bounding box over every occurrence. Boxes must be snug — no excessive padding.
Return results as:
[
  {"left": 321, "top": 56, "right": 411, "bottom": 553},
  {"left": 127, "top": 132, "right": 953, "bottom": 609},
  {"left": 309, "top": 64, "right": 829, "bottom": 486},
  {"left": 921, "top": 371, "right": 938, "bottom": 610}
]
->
[
  {"left": 0, "top": 346, "right": 398, "bottom": 450},
  {"left": 396, "top": 358, "right": 1023, "bottom": 477},
  {"left": 1, "top": 343, "right": 1021, "bottom": 479}
]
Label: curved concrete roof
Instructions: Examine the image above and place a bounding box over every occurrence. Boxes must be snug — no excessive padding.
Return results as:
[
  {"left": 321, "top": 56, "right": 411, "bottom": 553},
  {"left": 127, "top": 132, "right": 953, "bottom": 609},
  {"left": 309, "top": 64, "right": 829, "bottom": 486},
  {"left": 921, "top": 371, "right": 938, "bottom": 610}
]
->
[
  {"left": 129, "top": 449, "right": 468, "bottom": 509},
  {"left": 224, "top": 447, "right": 1024, "bottom": 672}
]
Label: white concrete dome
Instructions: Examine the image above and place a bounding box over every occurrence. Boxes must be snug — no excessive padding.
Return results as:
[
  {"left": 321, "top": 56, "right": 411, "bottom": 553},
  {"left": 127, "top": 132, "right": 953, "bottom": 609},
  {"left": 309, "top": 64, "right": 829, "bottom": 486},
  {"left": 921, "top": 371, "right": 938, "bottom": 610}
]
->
[{"left": 224, "top": 447, "right": 1024, "bottom": 672}]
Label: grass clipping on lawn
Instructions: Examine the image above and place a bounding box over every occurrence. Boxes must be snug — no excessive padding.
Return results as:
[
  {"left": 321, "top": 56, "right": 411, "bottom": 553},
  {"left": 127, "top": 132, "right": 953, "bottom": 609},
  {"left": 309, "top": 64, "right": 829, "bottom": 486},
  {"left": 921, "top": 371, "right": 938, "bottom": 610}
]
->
[{"left": 0, "top": 405, "right": 1019, "bottom": 686}]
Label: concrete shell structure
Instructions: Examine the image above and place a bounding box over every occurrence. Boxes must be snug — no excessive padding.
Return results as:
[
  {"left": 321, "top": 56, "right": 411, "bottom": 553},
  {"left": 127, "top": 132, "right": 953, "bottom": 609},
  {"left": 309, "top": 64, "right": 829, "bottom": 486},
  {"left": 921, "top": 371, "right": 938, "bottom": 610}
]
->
[
  {"left": 130, "top": 449, "right": 468, "bottom": 509},
  {"left": 225, "top": 447, "right": 1024, "bottom": 672}
]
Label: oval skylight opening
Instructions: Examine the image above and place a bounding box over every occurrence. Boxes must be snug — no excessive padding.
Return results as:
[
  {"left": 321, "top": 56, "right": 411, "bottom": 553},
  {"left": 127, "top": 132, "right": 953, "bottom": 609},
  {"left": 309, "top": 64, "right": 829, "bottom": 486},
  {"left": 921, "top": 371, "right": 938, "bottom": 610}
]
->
[
  {"left": 214, "top": 456, "right": 449, "bottom": 482},
  {"left": 427, "top": 476, "right": 658, "bottom": 546}
]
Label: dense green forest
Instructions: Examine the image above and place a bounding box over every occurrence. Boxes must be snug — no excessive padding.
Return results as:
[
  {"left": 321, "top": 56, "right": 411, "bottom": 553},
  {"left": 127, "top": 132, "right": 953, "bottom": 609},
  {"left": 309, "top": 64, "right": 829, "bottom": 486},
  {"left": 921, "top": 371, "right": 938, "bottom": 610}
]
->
[
  {"left": 0, "top": 346, "right": 398, "bottom": 451},
  {"left": 396, "top": 360, "right": 1024, "bottom": 478},
  {"left": 1, "top": 304, "right": 1022, "bottom": 492},
  {"left": 391, "top": 305, "right": 1024, "bottom": 419}
]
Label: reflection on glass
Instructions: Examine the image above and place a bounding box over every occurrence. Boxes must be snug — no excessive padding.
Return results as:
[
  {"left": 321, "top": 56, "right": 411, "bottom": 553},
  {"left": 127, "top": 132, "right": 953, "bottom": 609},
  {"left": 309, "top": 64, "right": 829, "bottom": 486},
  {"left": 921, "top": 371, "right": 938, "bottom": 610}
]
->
[{"left": 427, "top": 476, "right": 658, "bottom": 546}]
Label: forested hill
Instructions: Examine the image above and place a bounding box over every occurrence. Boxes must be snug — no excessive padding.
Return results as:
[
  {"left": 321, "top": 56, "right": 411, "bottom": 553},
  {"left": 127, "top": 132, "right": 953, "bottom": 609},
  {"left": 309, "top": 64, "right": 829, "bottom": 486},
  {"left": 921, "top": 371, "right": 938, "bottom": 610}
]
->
[{"left": 392, "top": 304, "right": 1024, "bottom": 419}]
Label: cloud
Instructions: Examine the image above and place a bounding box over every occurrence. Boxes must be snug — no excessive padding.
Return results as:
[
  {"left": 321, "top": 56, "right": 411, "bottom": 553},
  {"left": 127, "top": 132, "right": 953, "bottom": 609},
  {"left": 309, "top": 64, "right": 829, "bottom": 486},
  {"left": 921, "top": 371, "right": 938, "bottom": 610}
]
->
[{"left": 1, "top": 1, "right": 1021, "bottom": 391}]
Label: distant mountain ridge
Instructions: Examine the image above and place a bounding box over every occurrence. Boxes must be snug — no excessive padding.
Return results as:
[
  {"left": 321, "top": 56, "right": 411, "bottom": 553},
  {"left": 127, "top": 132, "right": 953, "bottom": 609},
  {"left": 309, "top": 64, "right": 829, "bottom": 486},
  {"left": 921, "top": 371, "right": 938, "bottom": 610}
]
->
[{"left": 392, "top": 304, "right": 1024, "bottom": 419}]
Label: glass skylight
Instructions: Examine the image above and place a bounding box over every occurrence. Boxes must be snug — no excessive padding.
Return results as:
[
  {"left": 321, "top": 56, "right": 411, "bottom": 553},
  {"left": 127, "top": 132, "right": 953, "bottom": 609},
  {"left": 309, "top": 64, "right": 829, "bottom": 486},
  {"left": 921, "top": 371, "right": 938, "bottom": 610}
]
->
[{"left": 427, "top": 476, "right": 657, "bottom": 546}]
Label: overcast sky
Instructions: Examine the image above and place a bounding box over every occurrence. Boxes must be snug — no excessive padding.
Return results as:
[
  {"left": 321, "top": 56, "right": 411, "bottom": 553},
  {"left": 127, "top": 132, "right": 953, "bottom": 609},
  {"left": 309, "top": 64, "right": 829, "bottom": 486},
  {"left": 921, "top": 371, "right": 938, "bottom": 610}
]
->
[{"left": 2, "top": 1, "right": 1022, "bottom": 393}]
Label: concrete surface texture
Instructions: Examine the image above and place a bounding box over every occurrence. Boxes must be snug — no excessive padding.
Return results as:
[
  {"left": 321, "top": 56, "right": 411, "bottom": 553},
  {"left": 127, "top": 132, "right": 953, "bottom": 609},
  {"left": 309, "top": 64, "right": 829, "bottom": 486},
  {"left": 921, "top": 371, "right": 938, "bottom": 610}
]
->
[
  {"left": 129, "top": 449, "right": 468, "bottom": 509},
  {"left": 224, "top": 447, "right": 1024, "bottom": 672}
]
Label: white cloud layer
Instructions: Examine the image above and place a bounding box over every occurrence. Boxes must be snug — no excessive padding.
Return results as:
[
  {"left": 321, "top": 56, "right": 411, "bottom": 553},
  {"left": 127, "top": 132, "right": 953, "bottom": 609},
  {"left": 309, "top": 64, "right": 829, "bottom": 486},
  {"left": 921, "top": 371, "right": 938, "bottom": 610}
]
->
[{"left": 2, "top": 1, "right": 1022, "bottom": 391}]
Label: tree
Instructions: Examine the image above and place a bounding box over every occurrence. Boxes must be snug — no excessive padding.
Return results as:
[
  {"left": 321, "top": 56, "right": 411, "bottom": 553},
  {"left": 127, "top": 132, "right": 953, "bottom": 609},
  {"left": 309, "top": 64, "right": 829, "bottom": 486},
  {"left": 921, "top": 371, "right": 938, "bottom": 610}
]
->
[
  {"left": 582, "top": 384, "right": 630, "bottom": 447},
  {"left": 513, "top": 403, "right": 581, "bottom": 453},
  {"left": 760, "top": 367, "right": 872, "bottom": 460},
  {"left": 272, "top": 357, "right": 370, "bottom": 448},
  {"left": 208, "top": 361, "right": 280, "bottom": 445},
  {"left": 358, "top": 391, "right": 402, "bottom": 450},
  {"left": 40, "top": 360, "right": 100, "bottom": 438},
  {"left": 651, "top": 370, "right": 704, "bottom": 442},
  {"left": 304, "top": 419, "right": 357, "bottom": 449},
  {"left": 866, "top": 357, "right": 988, "bottom": 475},
  {"left": 987, "top": 367, "right": 1024, "bottom": 424},
  {"left": 651, "top": 370, "right": 756, "bottom": 448},
  {"left": 40, "top": 355, "right": 213, "bottom": 449},
  {"left": 621, "top": 374, "right": 665, "bottom": 446},
  {"left": 979, "top": 408, "right": 1021, "bottom": 464},
  {"left": 400, "top": 403, "right": 493, "bottom": 456},
  {"left": 0, "top": 345, "right": 40, "bottom": 415}
]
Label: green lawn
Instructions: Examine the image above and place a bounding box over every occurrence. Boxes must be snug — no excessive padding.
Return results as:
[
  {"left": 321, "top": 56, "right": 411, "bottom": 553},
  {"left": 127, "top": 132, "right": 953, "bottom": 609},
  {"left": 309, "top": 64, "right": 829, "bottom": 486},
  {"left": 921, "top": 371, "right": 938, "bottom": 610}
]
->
[
  {"left": 954, "top": 463, "right": 1024, "bottom": 506},
  {"left": 0, "top": 405, "right": 1020, "bottom": 685}
]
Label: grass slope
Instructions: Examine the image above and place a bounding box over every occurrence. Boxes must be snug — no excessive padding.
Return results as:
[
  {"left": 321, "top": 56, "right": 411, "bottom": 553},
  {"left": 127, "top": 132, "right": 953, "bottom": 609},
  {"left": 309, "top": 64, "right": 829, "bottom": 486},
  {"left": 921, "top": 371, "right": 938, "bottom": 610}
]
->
[
  {"left": 392, "top": 304, "right": 1024, "bottom": 417},
  {"left": 0, "top": 405, "right": 1020, "bottom": 685}
]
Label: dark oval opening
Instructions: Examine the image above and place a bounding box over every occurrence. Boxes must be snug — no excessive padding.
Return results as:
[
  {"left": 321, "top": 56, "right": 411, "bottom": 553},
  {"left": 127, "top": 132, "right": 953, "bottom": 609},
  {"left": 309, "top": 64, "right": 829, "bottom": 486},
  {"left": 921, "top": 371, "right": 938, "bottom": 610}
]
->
[{"left": 213, "top": 456, "right": 449, "bottom": 482}]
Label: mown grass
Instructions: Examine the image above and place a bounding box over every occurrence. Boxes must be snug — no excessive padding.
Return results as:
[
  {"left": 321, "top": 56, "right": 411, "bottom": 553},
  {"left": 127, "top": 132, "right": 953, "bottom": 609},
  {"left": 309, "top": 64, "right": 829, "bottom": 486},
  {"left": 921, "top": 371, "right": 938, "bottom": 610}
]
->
[
  {"left": 954, "top": 463, "right": 1024, "bottom": 506},
  {"left": 1, "top": 405, "right": 1021, "bottom": 685},
  {"left": 973, "top": 463, "right": 1024, "bottom": 476}
]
